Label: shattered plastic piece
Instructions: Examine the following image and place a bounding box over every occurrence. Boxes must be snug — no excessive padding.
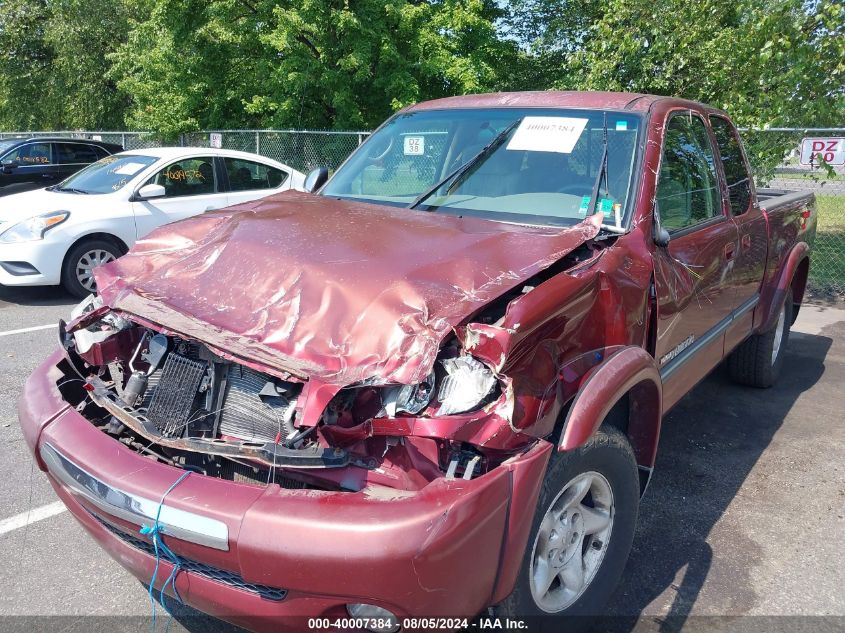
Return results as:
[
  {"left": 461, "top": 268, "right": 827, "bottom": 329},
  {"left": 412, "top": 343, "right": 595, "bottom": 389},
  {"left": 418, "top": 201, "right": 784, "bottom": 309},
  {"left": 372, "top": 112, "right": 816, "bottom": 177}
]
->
[{"left": 436, "top": 356, "right": 497, "bottom": 416}]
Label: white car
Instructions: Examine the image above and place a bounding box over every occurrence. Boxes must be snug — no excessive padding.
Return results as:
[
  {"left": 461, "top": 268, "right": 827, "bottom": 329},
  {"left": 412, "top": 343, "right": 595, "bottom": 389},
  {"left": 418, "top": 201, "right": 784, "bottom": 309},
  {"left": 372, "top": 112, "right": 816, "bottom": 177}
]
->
[{"left": 0, "top": 147, "right": 305, "bottom": 297}]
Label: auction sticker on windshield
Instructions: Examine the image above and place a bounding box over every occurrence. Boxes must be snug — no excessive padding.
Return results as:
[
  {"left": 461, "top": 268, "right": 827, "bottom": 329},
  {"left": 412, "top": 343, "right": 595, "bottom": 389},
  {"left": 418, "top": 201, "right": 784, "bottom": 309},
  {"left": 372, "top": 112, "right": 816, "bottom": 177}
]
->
[{"left": 507, "top": 116, "right": 588, "bottom": 154}]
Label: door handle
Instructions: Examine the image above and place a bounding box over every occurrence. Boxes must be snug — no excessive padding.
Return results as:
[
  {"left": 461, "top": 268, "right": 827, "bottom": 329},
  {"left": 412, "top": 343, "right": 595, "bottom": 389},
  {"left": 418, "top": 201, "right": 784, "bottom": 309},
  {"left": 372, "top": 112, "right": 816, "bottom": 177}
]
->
[
  {"left": 741, "top": 234, "right": 752, "bottom": 250},
  {"left": 41, "top": 174, "right": 56, "bottom": 179},
  {"left": 724, "top": 242, "right": 736, "bottom": 260}
]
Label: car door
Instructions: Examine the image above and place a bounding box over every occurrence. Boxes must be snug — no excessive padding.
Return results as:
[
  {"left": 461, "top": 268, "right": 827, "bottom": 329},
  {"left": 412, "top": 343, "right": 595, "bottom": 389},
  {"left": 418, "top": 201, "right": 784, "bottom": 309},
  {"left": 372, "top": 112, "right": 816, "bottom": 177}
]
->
[
  {"left": 0, "top": 141, "right": 61, "bottom": 195},
  {"left": 223, "top": 156, "right": 290, "bottom": 206},
  {"left": 652, "top": 111, "right": 739, "bottom": 409},
  {"left": 131, "top": 156, "right": 228, "bottom": 239},
  {"left": 709, "top": 115, "right": 768, "bottom": 353}
]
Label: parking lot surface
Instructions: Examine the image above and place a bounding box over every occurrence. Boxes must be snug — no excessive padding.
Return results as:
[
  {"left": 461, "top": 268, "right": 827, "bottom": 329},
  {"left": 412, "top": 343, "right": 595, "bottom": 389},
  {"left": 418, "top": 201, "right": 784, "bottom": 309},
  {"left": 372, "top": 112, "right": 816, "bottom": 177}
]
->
[{"left": 0, "top": 285, "right": 842, "bottom": 631}]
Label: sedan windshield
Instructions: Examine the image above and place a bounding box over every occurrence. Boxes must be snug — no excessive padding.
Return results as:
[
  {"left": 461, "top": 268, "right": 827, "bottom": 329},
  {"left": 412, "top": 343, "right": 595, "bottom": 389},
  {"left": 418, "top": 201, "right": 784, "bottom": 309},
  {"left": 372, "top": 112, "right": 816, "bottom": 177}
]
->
[
  {"left": 323, "top": 108, "right": 642, "bottom": 228},
  {"left": 54, "top": 154, "right": 158, "bottom": 194}
]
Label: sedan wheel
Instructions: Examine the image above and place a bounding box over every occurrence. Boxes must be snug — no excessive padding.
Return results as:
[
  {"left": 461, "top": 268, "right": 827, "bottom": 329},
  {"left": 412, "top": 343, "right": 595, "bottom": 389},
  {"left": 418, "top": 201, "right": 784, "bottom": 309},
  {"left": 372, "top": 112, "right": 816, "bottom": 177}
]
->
[
  {"left": 530, "top": 471, "right": 614, "bottom": 612},
  {"left": 61, "top": 238, "right": 122, "bottom": 298},
  {"left": 75, "top": 249, "right": 116, "bottom": 293}
]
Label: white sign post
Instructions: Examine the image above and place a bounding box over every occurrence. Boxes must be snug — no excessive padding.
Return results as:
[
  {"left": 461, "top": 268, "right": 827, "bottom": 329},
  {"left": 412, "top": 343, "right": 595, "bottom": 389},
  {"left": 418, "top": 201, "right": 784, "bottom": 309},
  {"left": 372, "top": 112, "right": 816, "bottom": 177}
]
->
[
  {"left": 799, "top": 137, "right": 845, "bottom": 166},
  {"left": 209, "top": 132, "right": 223, "bottom": 149}
]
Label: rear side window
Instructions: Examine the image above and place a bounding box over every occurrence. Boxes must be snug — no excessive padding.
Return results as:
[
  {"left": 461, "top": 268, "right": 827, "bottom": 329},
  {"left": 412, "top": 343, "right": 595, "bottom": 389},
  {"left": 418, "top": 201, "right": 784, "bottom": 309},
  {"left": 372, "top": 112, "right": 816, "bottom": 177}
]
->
[
  {"left": 710, "top": 116, "right": 753, "bottom": 215},
  {"left": 56, "top": 143, "right": 99, "bottom": 165},
  {"left": 224, "top": 158, "right": 288, "bottom": 191},
  {"left": 3, "top": 142, "right": 53, "bottom": 165},
  {"left": 656, "top": 114, "right": 721, "bottom": 231},
  {"left": 146, "top": 157, "right": 218, "bottom": 197}
]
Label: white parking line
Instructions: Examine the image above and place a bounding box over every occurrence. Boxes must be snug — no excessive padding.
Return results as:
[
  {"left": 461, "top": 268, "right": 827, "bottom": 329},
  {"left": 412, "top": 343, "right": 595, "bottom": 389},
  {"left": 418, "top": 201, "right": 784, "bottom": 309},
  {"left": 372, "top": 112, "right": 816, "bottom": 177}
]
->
[
  {"left": 0, "top": 501, "right": 66, "bottom": 536},
  {"left": 0, "top": 324, "right": 55, "bottom": 338}
]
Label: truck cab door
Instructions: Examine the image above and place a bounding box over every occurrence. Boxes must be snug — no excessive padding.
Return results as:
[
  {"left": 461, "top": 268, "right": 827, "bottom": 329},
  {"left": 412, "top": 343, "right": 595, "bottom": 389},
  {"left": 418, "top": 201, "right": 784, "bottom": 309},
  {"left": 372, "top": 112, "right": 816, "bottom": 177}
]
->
[
  {"left": 652, "top": 111, "right": 738, "bottom": 410},
  {"left": 709, "top": 115, "right": 768, "bottom": 353}
]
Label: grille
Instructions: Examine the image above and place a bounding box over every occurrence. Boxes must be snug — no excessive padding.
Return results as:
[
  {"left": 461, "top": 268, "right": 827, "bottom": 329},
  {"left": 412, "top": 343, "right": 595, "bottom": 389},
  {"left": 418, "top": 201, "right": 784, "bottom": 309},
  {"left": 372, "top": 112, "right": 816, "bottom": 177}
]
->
[
  {"left": 145, "top": 353, "right": 207, "bottom": 437},
  {"left": 218, "top": 366, "right": 295, "bottom": 443},
  {"left": 94, "top": 514, "right": 287, "bottom": 601}
]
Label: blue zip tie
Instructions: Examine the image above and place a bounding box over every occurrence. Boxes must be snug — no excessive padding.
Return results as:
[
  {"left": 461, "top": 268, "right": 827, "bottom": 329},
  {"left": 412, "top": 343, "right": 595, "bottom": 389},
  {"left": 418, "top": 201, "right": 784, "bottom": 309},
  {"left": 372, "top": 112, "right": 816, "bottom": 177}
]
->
[{"left": 139, "top": 470, "right": 192, "bottom": 633}]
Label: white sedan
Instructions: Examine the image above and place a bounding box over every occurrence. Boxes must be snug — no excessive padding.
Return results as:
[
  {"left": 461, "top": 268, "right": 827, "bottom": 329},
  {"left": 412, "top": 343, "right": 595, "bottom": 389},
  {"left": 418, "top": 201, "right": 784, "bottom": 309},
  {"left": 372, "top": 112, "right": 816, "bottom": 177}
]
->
[{"left": 0, "top": 147, "right": 305, "bottom": 297}]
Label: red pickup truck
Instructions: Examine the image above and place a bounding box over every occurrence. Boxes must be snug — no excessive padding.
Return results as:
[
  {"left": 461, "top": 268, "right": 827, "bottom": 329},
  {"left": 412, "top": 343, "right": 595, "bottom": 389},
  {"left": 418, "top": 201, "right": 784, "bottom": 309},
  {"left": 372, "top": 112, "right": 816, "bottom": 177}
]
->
[{"left": 19, "top": 92, "right": 815, "bottom": 631}]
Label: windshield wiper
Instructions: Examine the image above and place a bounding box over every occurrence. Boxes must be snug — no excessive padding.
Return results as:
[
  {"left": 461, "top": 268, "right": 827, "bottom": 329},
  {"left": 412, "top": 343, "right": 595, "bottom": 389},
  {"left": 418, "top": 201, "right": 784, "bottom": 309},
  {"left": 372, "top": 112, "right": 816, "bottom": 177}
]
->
[
  {"left": 409, "top": 117, "right": 523, "bottom": 210},
  {"left": 52, "top": 186, "right": 89, "bottom": 194},
  {"left": 585, "top": 112, "right": 609, "bottom": 217}
]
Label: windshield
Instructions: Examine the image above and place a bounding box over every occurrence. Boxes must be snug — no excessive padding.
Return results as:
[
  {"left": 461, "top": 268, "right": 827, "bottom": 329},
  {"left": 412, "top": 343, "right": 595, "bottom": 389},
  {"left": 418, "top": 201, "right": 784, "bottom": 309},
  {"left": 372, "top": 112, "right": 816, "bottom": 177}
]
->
[
  {"left": 0, "top": 140, "right": 19, "bottom": 157},
  {"left": 323, "top": 108, "right": 643, "bottom": 228},
  {"left": 55, "top": 154, "right": 158, "bottom": 194}
]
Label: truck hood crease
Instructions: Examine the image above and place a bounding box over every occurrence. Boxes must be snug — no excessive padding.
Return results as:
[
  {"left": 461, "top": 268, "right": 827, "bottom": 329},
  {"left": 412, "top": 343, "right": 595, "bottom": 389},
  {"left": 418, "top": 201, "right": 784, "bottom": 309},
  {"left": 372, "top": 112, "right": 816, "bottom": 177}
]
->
[{"left": 94, "top": 191, "right": 600, "bottom": 385}]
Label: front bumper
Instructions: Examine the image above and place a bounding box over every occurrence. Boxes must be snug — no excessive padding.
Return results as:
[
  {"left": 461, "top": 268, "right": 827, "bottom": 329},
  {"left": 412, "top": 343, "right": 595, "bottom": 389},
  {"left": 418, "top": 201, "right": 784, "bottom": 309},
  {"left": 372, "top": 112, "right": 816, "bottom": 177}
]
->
[
  {"left": 19, "top": 351, "right": 551, "bottom": 631},
  {"left": 0, "top": 240, "right": 63, "bottom": 286}
]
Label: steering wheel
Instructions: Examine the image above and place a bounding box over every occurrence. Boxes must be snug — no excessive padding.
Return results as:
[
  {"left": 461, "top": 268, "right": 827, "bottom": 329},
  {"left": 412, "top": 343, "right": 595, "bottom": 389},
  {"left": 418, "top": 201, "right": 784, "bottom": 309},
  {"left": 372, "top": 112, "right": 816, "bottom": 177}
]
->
[
  {"left": 364, "top": 136, "right": 394, "bottom": 163},
  {"left": 555, "top": 184, "right": 588, "bottom": 195}
]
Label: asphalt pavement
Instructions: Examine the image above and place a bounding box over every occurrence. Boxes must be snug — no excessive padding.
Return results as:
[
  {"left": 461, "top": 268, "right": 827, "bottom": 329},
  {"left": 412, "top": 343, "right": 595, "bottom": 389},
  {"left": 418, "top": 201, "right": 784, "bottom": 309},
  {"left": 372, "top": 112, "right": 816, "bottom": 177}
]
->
[{"left": 0, "top": 285, "right": 842, "bottom": 631}]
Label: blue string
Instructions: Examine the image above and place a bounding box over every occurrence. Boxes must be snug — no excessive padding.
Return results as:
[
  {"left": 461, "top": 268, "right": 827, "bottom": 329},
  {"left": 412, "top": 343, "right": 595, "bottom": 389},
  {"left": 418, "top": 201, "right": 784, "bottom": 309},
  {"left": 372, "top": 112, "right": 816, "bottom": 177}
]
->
[{"left": 139, "top": 470, "right": 192, "bottom": 633}]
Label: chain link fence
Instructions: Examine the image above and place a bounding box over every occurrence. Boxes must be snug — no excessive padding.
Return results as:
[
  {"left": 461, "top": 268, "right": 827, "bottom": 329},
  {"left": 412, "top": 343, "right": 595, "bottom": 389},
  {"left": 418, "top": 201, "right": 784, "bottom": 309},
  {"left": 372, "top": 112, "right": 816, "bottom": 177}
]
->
[
  {"left": 1, "top": 126, "right": 843, "bottom": 300},
  {"left": 741, "top": 128, "right": 845, "bottom": 301},
  {"left": 0, "top": 129, "right": 370, "bottom": 171}
]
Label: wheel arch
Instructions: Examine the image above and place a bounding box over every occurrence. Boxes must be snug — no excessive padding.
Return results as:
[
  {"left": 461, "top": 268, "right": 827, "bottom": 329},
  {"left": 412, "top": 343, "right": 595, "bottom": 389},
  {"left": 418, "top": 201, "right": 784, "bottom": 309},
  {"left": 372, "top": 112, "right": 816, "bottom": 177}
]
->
[
  {"left": 558, "top": 346, "right": 663, "bottom": 494},
  {"left": 759, "top": 242, "right": 810, "bottom": 332},
  {"left": 61, "top": 232, "right": 129, "bottom": 272}
]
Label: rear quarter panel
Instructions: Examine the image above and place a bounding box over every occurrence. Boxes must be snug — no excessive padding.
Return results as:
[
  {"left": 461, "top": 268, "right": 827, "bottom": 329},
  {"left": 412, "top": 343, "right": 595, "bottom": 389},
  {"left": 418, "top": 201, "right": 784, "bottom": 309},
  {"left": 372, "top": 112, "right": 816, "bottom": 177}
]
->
[{"left": 757, "top": 191, "right": 816, "bottom": 330}]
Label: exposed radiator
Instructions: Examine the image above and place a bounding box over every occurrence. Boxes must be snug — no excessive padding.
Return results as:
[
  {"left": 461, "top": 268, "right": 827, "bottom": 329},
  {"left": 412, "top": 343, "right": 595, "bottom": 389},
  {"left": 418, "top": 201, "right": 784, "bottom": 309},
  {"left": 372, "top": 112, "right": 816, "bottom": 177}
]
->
[
  {"left": 145, "top": 353, "right": 207, "bottom": 437},
  {"left": 219, "top": 366, "right": 295, "bottom": 443}
]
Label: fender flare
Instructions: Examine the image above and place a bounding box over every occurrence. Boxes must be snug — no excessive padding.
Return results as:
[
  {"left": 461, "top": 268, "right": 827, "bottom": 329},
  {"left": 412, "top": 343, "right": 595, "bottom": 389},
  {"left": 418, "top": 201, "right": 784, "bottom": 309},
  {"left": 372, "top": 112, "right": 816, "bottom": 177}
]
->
[
  {"left": 559, "top": 346, "right": 663, "bottom": 468},
  {"left": 759, "top": 242, "right": 810, "bottom": 332}
]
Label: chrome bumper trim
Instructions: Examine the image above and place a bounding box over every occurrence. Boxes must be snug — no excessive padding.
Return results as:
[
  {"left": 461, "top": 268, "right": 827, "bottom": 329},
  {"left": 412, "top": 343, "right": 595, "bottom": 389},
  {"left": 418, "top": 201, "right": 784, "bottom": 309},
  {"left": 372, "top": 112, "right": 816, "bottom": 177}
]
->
[{"left": 40, "top": 442, "right": 229, "bottom": 551}]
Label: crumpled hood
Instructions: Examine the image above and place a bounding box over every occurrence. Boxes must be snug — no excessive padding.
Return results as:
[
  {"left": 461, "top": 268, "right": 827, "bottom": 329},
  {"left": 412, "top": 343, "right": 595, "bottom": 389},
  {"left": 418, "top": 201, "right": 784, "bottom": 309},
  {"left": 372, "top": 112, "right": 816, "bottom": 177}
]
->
[{"left": 95, "top": 190, "right": 600, "bottom": 385}]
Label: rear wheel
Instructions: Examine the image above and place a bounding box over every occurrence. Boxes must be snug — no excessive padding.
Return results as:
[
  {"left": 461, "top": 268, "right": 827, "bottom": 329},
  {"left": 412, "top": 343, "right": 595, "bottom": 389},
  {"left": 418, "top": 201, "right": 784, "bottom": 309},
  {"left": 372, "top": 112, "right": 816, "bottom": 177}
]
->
[
  {"left": 496, "top": 427, "right": 639, "bottom": 623},
  {"left": 61, "top": 238, "right": 120, "bottom": 298},
  {"left": 728, "top": 290, "right": 792, "bottom": 388}
]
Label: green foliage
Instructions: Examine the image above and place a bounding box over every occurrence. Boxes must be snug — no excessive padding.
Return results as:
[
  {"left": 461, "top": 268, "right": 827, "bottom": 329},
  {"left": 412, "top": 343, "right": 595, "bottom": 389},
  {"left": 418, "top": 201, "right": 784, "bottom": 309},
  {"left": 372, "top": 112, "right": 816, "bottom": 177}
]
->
[
  {"left": 112, "top": 0, "right": 516, "bottom": 133},
  {"left": 0, "top": 0, "right": 146, "bottom": 130},
  {"left": 0, "top": 0, "right": 842, "bottom": 137}
]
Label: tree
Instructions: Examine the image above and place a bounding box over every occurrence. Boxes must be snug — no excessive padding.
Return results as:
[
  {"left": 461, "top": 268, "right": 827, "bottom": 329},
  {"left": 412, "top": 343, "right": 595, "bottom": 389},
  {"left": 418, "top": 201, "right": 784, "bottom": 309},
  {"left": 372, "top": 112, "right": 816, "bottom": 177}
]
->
[
  {"left": 0, "top": 0, "right": 59, "bottom": 130},
  {"left": 0, "top": 0, "right": 148, "bottom": 130},
  {"left": 112, "top": 0, "right": 518, "bottom": 134},
  {"left": 568, "top": 0, "right": 845, "bottom": 129}
]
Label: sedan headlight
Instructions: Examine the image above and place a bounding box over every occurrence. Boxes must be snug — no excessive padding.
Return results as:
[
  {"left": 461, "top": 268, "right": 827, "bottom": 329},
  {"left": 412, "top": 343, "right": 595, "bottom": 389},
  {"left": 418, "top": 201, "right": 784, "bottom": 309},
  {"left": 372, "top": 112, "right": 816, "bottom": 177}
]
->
[
  {"left": 0, "top": 211, "right": 69, "bottom": 243},
  {"left": 436, "top": 355, "right": 497, "bottom": 416}
]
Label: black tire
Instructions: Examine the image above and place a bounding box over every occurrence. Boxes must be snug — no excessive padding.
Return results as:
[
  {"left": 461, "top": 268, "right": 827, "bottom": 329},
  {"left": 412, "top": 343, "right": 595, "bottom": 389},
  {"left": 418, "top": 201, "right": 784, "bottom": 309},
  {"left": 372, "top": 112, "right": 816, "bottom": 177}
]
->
[
  {"left": 61, "top": 238, "right": 121, "bottom": 298},
  {"left": 728, "top": 290, "right": 792, "bottom": 388},
  {"left": 495, "top": 427, "right": 639, "bottom": 627}
]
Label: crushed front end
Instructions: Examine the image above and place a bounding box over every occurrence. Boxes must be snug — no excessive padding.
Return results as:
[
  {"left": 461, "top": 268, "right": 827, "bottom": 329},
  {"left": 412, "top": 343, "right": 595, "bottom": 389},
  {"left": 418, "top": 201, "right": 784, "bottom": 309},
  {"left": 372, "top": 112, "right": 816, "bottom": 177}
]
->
[{"left": 20, "top": 295, "right": 552, "bottom": 631}]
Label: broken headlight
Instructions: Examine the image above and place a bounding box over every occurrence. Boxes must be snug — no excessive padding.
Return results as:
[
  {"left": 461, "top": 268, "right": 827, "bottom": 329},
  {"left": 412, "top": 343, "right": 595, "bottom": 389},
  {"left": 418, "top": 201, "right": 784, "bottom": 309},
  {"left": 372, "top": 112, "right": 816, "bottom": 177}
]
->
[
  {"left": 436, "top": 355, "right": 497, "bottom": 416},
  {"left": 380, "top": 371, "right": 435, "bottom": 416}
]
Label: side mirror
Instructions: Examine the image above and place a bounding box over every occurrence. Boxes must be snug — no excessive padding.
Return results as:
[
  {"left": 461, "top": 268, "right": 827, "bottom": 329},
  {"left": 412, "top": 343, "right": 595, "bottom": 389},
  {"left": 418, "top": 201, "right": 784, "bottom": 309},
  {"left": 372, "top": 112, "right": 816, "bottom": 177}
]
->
[
  {"left": 304, "top": 167, "right": 329, "bottom": 193},
  {"left": 2, "top": 159, "right": 18, "bottom": 174},
  {"left": 135, "top": 183, "right": 166, "bottom": 200},
  {"left": 653, "top": 201, "right": 671, "bottom": 247}
]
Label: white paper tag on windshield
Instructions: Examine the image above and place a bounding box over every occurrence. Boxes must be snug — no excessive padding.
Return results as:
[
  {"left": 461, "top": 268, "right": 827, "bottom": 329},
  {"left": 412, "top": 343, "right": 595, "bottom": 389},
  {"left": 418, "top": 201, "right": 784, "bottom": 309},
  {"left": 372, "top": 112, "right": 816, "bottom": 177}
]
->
[
  {"left": 403, "top": 136, "right": 425, "bottom": 155},
  {"left": 507, "top": 117, "right": 589, "bottom": 154},
  {"left": 113, "top": 162, "right": 147, "bottom": 176}
]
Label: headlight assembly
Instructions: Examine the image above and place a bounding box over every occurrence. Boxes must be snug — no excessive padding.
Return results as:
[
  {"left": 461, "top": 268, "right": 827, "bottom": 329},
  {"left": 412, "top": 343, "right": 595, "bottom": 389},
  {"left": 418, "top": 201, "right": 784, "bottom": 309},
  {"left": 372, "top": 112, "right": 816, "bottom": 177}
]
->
[
  {"left": 0, "top": 211, "right": 69, "bottom": 243},
  {"left": 435, "top": 355, "right": 497, "bottom": 416},
  {"left": 374, "top": 355, "right": 498, "bottom": 419}
]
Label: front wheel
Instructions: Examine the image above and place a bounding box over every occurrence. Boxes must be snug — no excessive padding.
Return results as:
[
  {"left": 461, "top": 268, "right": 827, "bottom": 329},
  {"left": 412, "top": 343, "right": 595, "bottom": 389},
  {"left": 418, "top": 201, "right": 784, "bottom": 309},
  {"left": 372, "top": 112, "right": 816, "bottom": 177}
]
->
[
  {"left": 61, "top": 238, "right": 120, "bottom": 298},
  {"left": 496, "top": 426, "right": 639, "bottom": 622}
]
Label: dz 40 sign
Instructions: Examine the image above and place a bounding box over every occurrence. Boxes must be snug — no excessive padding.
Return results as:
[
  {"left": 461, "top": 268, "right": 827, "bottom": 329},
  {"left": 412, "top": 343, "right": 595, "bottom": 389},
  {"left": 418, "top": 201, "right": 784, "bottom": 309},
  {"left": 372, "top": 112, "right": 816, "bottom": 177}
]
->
[{"left": 800, "top": 137, "right": 845, "bottom": 166}]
